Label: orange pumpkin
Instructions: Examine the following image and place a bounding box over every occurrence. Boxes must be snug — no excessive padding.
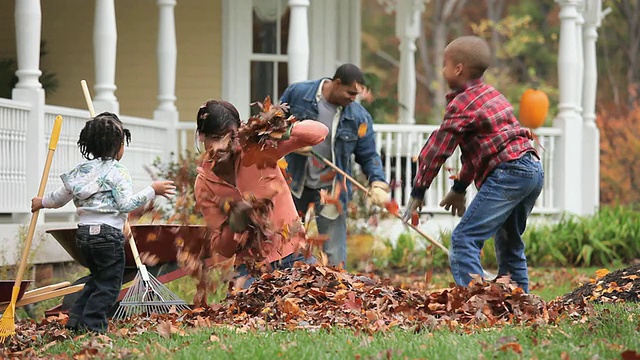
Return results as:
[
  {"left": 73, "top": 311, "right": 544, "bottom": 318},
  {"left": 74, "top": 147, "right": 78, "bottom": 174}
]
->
[{"left": 518, "top": 88, "right": 549, "bottom": 129}]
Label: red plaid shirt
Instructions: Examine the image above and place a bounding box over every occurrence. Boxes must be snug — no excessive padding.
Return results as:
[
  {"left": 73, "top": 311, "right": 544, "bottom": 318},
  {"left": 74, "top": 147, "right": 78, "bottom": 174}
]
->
[{"left": 412, "top": 79, "right": 537, "bottom": 196}]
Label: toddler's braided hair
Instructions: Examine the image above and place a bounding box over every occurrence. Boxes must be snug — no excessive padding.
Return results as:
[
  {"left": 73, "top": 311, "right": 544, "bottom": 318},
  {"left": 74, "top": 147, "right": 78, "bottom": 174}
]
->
[{"left": 77, "top": 112, "right": 131, "bottom": 160}]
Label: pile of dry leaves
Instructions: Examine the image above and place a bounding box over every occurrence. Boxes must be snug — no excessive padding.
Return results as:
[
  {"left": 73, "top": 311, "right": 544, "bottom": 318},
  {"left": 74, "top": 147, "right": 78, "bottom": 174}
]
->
[
  {"left": 562, "top": 264, "right": 640, "bottom": 304},
  {"left": 2, "top": 263, "right": 598, "bottom": 358}
]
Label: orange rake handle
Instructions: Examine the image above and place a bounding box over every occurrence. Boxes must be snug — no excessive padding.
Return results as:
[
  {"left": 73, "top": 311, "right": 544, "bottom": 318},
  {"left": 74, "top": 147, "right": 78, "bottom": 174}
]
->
[{"left": 310, "top": 150, "right": 449, "bottom": 254}]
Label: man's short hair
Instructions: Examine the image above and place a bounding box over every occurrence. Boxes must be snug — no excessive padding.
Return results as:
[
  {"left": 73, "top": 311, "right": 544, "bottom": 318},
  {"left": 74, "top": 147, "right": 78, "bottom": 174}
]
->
[{"left": 332, "top": 63, "right": 365, "bottom": 86}]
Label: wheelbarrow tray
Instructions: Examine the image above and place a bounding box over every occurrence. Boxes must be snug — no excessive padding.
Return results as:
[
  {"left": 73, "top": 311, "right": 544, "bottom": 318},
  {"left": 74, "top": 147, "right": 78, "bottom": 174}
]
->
[
  {"left": 0, "top": 282, "right": 85, "bottom": 312},
  {"left": 43, "top": 224, "right": 213, "bottom": 317},
  {"left": 46, "top": 224, "right": 210, "bottom": 268},
  {"left": 0, "top": 280, "right": 33, "bottom": 303}
]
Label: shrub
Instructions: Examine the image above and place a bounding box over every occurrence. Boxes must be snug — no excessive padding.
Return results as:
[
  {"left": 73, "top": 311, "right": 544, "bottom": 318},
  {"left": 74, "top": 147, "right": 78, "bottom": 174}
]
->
[{"left": 523, "top": 205, "right": 640, "bottom": 267}]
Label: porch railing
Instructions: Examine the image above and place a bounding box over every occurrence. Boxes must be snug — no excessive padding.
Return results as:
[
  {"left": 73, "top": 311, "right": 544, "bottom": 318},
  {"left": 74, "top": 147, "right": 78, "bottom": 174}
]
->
[
  {"left": 1, "top": 101, "right": 561, "bottom": 217},
  {"left": 0, "top": 104, "right": 171, "bottom": 214},
  {"left": 0, "top": 98, "right": 30, "bottom": 213},
  {"left": 373, "top": 124, "right": 561, "bottom": 214}
]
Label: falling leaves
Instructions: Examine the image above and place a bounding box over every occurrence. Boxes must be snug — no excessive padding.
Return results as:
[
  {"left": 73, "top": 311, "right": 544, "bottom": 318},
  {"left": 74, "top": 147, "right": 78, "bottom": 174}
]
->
[
  {"left": 384, "top": 199, "right": 400, "bottom": 215},
  {"left": 411, "top": 212, "right": 420, "bottom": 226},
  {"left": 358, "top": 123, "right": 368, "bottom": 138},
  {"left": 238, "top": 96, "right": 298, "bottom": 169}
]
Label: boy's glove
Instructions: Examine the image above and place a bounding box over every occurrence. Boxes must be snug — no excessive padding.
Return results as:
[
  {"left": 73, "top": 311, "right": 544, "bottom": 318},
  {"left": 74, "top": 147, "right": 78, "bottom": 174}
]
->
[
  {"left": 228, "top": 200, "right": 253, "bottom": 233},
  {"left": 440, "top": 190, "right": 466, "bottom": 217},
  {"left": 368, "top": 181, "right": 390, "bottom": 206},
  {"left": 402, "top": 196, "right": 423, "bottom": 222}
]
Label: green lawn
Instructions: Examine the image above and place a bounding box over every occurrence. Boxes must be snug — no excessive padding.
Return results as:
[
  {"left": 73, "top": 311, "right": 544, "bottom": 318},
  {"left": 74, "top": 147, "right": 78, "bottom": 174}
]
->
[{"left": 42, "top": 304, "right": 640, "bottom": 359}]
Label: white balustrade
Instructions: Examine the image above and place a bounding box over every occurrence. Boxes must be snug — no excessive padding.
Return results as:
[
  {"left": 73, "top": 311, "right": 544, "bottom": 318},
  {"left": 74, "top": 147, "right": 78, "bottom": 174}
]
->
[
  {"left": 1, "top": 98, "right": 562, "bottom": 219},
  {"left": 372, "top": 124, "right": 561, "bottom": 214},
  {"left": 0, "top": 99, "right": 30, "bottom": 213},
  {"left": 38, "top": 106, "right": 170, "bottom": 215}
]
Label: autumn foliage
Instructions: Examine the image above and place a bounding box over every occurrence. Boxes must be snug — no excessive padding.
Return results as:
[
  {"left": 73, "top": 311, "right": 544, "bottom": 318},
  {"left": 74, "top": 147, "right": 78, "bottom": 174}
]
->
[{"left": 598, "top": 99, "right": 640, "bottom": 206}]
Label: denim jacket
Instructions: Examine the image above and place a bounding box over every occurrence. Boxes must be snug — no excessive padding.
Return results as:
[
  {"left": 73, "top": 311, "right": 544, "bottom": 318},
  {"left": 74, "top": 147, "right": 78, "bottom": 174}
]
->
[{"left": 280, "top": 78, "right": 386, "bottom": 208}]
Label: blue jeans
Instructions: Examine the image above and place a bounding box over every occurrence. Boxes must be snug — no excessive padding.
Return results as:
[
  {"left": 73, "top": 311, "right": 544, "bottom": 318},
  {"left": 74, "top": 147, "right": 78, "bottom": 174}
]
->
[
  {"left": 293, "top": 187, "right": 347, "bottom": 268},
  {"left": 235, "top": 252, "right": 316, "bottom": 289},
  {"left": 449, "top": 152, "right": 543, "bottom": 293},
  {"left": 67, "top": 224, "right": 126, "bottom": 333}
]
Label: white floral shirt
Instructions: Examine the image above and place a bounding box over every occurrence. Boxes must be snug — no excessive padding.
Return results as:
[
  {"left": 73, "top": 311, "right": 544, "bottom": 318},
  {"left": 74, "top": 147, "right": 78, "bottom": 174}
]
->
[{"left": 43, "top": 159, "right": 155, "bottom": 230}]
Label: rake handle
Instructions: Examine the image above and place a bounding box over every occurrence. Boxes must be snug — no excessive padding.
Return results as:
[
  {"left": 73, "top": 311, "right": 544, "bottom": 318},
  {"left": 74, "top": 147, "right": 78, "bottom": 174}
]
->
[
  {"left": 81, "top": 80, "right": 140, "bottom": 264},
  {"left": 311, "top": 150, "right": 450, "bottom": 255},
  {"left": 13, "top": 115, "right": 64, "bottom": 289},
  {"left": 81, "top": 80, "right": 96, "bottom": 117},
  {"left": 128, "top": 236, "right": 144, "bottom": 269}
]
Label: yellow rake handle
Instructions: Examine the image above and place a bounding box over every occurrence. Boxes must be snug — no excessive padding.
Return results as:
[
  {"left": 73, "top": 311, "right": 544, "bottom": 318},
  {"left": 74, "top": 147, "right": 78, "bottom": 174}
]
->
[{"left": 11, "top": 115, "right": 63, "bottom": 304}]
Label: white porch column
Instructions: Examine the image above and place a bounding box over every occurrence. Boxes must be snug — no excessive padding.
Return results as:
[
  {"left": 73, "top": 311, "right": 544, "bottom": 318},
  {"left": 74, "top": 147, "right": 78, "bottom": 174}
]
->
[
  {"left": 12, "top": 0, "right": 46, "bottom": 218},
  {"left": 395, "top": 0, "right": 424, "bottom": 124},
  {"left": 13, "top": 0, "right": 42, "bottom": 91},
  {"left": 378, "top": 0, "right": 424, "bottom": 124},
  {"left": 581, "top": 0, "right": 603, "bottom": 215},
  {"left": 553, "top": 0, "right": 583, "bottom": 215},
  {"left": 287, "top": 0, "right": 310, "bottom": 84},
  {"left": 154, "top": 0, "right": 179, "bottom": 158},
  {"left": 93, "top": 0, "right": 119, "bottom": 114},
  {"left": 574, "top": 1, "right": 585, "bottom": 114}
]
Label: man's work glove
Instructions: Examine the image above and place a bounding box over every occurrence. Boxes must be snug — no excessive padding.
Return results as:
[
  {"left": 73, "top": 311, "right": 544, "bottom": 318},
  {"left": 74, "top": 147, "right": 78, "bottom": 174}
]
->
[
  {"left": 368, "top": 181, "right": 390, "bottom": 206},
  {"left": 440, "top": 190, "right": 466, "bottom": 217},
  {"left": 402, "top": 196, "right": 423, "bottom": 222},
  {"left": 228, "top": 200, "right": 253, "bottom": 233}
]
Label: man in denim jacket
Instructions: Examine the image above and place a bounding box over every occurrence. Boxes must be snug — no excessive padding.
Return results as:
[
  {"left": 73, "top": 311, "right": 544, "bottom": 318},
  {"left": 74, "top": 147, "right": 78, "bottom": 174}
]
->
[{"left": 280, "top": 63, "right": 389, "bottom": 268}]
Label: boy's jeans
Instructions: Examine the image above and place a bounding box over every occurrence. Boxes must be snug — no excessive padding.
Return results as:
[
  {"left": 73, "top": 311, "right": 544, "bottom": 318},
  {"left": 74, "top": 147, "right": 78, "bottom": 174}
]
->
[
  {"left": 67, "top": 224, "right": 125, "bottom": 333},
  {"left": 293, "top": 187, "right": 347, "bottom": 268},
  {"left": 450, "top": 152, "right": 544, "bottom": 293},
  {"left": 235, "top": 252, "right": 316, "bottom": 289}
]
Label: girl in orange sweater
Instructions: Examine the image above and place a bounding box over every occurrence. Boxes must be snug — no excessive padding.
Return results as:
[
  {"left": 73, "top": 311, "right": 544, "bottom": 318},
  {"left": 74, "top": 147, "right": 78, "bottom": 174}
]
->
[{"left": 194, "top": 100, "right": 328, "bottom": 288}]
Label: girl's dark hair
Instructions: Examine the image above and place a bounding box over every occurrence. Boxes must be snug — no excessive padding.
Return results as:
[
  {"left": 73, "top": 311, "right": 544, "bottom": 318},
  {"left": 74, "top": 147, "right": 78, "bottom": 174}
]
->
[
  {"left": 77, "top": 112, "right": 131, "bottom": 160},
  {"left": 196, "top": 100, "right": 241, "bottom": 136}
]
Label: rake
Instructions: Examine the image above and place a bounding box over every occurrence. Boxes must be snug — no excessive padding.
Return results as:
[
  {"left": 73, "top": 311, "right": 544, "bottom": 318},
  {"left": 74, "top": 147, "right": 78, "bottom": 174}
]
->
[
  {"left": 310, "top": 150, "right": 497, "bottom": 279},
  {"left": 79, "top": 79, "right": 189, "bottom": 319},
  {"left": 112, "top": 233, "right": 190, "bottom": 319},
  {"left": 0, "top": 115, "right": 63, "bottom": 341}
]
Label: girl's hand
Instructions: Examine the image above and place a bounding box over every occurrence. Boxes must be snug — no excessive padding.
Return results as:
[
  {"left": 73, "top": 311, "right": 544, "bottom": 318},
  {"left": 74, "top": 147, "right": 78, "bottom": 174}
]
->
[
  {"left": 31, "top": 197, "right": 44, "bottom": 213},
  {"left": 151, "top": 180, "right": 176, "bottom": 198},
  {"left": 123, "top": 222, "right": 132, "bottom": 240}
]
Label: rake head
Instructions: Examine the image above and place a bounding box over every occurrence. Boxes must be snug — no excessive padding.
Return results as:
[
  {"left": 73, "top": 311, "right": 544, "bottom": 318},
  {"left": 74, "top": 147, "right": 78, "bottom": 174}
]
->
[
  {"left": 113, "top": 266, "right": 190, "bottom": 320},
  {"left": 0, "top": 286, "right": 21, "bottom": 342}
]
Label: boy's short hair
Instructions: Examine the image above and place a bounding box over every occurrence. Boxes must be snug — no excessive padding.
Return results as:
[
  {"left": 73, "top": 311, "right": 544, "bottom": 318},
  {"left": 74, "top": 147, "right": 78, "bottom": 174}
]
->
[
  {"left": 77, "top": 112, "right": 130, "bottom": 160},
  {"left": 445, "top": 36, "right": 492, "bottom": 79}
]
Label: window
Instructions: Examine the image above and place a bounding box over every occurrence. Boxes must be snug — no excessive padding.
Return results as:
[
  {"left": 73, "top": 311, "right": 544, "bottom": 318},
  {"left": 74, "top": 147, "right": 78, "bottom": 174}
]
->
[{"left": 250, "top": 0, "right": 290, "bottom": 114}]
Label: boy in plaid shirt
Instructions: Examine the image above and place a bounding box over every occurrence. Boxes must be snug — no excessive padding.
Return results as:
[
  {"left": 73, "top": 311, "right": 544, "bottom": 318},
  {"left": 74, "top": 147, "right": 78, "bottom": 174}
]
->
[{"left": 403, "top": 36, "right": 543, "bottom": 292}]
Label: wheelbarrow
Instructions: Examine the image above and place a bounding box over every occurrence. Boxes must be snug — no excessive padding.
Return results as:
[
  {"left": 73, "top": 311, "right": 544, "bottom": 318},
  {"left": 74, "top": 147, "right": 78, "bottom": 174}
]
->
[{"left": 42, "top": 224, "right": 211, "bottom": 317}]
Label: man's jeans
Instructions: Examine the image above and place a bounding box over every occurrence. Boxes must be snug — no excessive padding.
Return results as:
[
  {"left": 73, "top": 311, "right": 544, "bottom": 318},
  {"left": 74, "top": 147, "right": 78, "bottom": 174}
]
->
[
  {"left": 67, "top": 224, "right": 125, "bottom": 333},
  {"left": 235, "top": 252, "right": 316, "bottom": 289},
  {"left": 293, "top": 187, "right": 347, "bottom": 268},
  {"left": 450, "top": 152, "right": 544, "bottom": 293}
]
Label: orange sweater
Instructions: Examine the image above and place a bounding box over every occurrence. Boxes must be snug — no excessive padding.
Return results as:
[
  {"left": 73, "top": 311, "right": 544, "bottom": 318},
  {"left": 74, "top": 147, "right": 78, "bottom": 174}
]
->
[{"left": 194, "top": 120, "right": 329, "bottom": 263}]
